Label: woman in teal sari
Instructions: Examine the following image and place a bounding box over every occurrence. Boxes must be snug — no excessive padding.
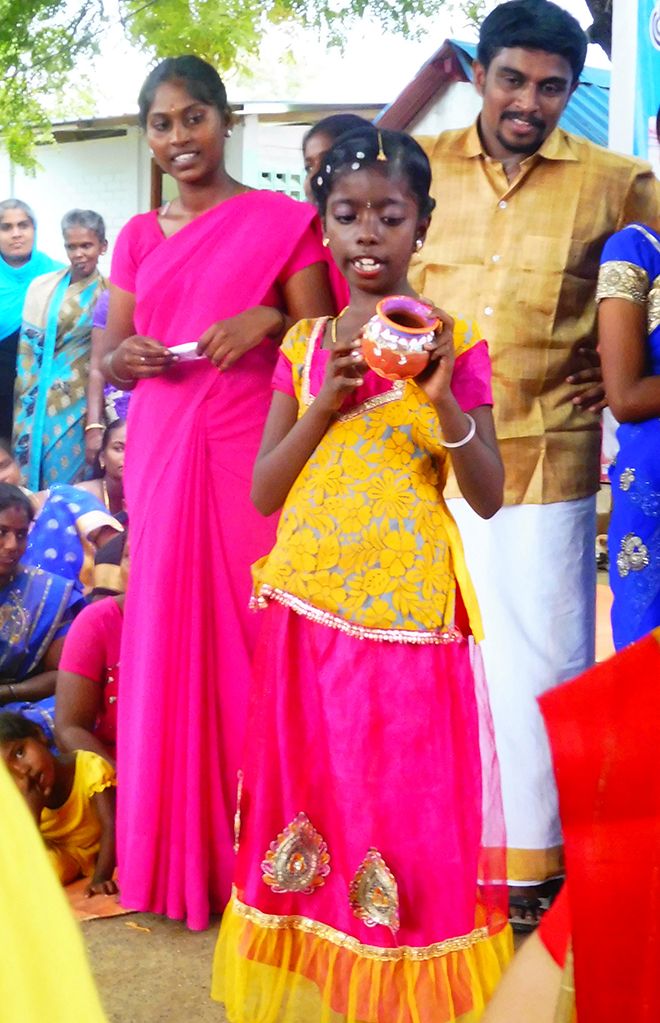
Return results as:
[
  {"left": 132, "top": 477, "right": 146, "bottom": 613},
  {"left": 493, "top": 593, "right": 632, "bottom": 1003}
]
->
[
  {"left": 0, "top": 199, "right": 62, "bottom": 441},
  {"left": 13, "top": 210, "right": 107, "bottom": 490}
]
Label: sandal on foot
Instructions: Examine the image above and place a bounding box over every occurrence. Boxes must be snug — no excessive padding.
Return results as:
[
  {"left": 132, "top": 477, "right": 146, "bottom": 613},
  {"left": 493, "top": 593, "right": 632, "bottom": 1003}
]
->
[{"left": 509, "top": 894, "right": 544, "bottom": 934}]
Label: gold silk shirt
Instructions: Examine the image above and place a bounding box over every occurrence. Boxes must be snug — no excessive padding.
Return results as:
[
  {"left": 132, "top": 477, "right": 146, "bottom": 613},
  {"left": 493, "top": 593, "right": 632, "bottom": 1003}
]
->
[{"left": 412, "top": 124, "right": 660, "bottom": 505}]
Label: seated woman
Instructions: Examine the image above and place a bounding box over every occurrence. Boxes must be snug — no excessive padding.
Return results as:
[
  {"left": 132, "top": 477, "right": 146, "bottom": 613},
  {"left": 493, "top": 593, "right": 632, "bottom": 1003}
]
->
[
  {"left": 0, "top": 437, "right": 123, "bottom": 593},
  {"left": 76, "top": 419, "right": 126, "bottom": 517},
  {"left": 0, "top": 483, "right": 84, "bottom": 742},
  {"left": 55, "top": 533, "right": 127, "bottom": 765}
]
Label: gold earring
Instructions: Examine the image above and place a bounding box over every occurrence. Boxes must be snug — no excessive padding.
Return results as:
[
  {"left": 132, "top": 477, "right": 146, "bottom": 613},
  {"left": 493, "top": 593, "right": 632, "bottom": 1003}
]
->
[
  {"left": 322, "top": 237, "right": 330, "bottom": 248},
  {"left": 415, "top": 238, "right": 423, "bottom": 251}
]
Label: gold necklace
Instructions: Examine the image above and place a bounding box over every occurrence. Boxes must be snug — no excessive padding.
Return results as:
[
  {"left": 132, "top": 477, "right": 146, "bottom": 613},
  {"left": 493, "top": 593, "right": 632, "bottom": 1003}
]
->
[
  {"left": 102, "top": 478, "right": 110, "bottom": 512},
  {"left": 330, "top": 307, "right": 348, "bottom": 346}
]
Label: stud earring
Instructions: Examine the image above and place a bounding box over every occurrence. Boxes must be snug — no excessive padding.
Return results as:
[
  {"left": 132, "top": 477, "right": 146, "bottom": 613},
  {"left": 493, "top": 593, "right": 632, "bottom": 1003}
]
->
[
  {"left": 322, "top": 237, "right": 330, "bottom": 248},
  {"left": 225, "top": 129, "right": 233, "bottom": 138},
  {"left": 415, "top": 238, "right": 423, "bottom": 251}
]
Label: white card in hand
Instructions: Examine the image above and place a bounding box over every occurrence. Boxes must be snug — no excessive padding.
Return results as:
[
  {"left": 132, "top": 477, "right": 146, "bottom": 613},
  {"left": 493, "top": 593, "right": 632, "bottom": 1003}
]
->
[{"left": 170, "top": 341, "right": 202, "bottom": 361}]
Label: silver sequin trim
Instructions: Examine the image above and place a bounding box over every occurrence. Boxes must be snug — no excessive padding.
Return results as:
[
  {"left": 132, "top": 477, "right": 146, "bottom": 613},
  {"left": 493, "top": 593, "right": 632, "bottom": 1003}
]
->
[{"left": 616, "top": 534, "right": 650, "bottom": 577}]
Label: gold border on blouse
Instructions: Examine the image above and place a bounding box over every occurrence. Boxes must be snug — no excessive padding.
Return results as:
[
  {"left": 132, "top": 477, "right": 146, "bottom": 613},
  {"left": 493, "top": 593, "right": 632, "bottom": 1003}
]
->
[
  {"left": 650, "top": 279, "right": 659, "bottom": 336},
  {"left": 596, "top": 261, "right": 649, "bottom": 305},
  {"left": 251, "top": 585, "right": 464, "bottom": 645},
  {"left": 231, "top": 888, "right": 490, "bottom": 962},
  {"left": 300, "top": 317, "right": 405, "bottom": 421}
]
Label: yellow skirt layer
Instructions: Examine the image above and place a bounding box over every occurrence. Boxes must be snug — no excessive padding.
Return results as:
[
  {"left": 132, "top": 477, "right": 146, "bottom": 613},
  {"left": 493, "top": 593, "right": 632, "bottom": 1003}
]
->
[{"left": 212, "top": 895, "right": 513, "bottom": 1023}]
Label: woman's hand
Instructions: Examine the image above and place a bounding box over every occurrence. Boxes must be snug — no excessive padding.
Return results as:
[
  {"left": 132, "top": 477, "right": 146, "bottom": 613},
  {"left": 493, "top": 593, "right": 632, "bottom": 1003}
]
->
[
  {"left": 416, "top": 307, "right": 455, "bottom": 404},
  {"left": 110, "top": 336, "right": 176, "bottom": 381},
  {"left": 316, "top": 336, "right": 367, "bottom": 414},
  {"left": 197, "top": 306, "right": 284, "bottom": 372},
  {"left": 567, "top": 345, "right": 606, "bottom": 413}
]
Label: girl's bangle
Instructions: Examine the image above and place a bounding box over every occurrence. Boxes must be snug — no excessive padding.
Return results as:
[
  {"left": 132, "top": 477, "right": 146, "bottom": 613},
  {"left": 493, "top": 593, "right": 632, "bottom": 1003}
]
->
[
  {"left": 108, "top": 350, "right": 135, "bottom": 388},
  {"left": 85, "top": 422, "right": 104, "bottom": 433},
  {"left": 440, "top": 413, "right": 476, "bottom": 449}
]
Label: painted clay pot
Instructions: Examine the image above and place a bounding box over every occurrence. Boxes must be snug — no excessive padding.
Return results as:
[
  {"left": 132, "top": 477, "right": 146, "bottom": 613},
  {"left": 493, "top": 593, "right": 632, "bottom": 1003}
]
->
[{"left": 361, "top": 295, "right": 440, "bottom": 381}]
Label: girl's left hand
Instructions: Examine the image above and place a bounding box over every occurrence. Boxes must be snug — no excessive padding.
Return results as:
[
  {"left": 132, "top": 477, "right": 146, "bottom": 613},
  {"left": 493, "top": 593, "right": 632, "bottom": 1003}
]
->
[
  {"left": 85, "top": 877, "right": 119, "bottom": 898},
  {"left": 197, "top": 306, "right": 284, "bottom": 372},
  {"left": 416, "top": 306, "right": 455, "bottom": 404}
]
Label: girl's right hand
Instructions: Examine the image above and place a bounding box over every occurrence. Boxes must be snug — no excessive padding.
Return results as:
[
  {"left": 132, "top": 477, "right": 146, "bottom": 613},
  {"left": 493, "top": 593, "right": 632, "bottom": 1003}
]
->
[
  {"left": 111, "top": 336, "right": 177, "bottom": 381},
  {"left": 316, "top": 336, "right": 367, "bottom": 413}
]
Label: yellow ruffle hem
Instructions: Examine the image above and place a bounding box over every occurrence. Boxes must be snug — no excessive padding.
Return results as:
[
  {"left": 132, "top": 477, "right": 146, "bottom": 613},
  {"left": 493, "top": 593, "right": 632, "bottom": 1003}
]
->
[{"left": 212, "top": 893, "right": 513, "bottom": 1023}]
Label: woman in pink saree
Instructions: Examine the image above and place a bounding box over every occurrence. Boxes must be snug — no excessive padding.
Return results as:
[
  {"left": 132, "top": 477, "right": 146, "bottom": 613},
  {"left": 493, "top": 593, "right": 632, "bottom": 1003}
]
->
[{"left": 102, "top": 56, "right": 335, "bottom": 930}]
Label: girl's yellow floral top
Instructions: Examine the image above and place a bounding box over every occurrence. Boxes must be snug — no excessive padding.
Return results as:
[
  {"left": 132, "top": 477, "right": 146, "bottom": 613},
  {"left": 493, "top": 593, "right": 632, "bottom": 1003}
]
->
[{"left": 253, "top": 316, "right": 492, "bottom": 643}]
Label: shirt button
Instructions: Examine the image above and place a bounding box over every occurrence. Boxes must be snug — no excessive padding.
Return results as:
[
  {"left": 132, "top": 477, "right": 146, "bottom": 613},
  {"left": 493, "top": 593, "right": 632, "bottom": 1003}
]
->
[
  {"left": 498, "top": 200, "right": 508, "bottom": 209},
  {"left": 484, "top": 306, "right": 494, "bottom": 316},
  {"left": 491, "top": 254, "right": 501, "bottom": 263}
]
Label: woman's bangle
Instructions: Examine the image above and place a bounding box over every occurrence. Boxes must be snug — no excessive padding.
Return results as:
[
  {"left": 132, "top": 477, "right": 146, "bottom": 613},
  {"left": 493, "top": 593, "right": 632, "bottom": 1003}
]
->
[
  {"left": 440, "top": 413, "right": 476, "bottom": 449},
  {"left": 7, "top": 683, "right": 16, "bottom": 701},
  {"left": 108, "top": 349, "right": 135, "bottom": 388},
  {"left": 85, "top": 422, "right": 104, "bottom": 433}
]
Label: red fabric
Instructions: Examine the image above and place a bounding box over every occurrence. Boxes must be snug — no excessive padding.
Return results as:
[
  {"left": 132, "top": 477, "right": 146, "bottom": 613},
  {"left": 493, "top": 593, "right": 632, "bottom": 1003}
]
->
[
  {"left": 539, "top": 631, "right": 660, "bottom": 1023},
  {"left": 59, "top": 596, "right": 122, "bottom": 751},
  {"left": 538, "top": 885, "right": 571, "bottom": 967}
]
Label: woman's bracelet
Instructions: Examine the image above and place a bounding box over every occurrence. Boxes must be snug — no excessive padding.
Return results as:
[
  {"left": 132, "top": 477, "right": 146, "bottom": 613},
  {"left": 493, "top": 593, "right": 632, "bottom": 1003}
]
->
[
  {"left": 440, "top": 413, "right": 476, "bottom": 449},
  {"left": 85, "top": 422, "right": 104, "bottom": 433},
  {"left": 108, "top": 349, "right": 135, "bottom": 388}
]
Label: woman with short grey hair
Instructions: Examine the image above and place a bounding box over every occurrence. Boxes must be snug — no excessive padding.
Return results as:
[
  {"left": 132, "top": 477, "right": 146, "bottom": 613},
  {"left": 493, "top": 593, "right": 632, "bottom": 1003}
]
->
[{"left": 13, "top": 208, "right": 107, "bottom": 489}]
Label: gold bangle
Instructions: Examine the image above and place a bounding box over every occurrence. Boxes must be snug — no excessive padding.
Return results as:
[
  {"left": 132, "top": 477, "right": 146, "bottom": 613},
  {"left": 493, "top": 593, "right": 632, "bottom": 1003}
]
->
[{"left": 85, "top": 422, "right": 104, "bottom": 432}]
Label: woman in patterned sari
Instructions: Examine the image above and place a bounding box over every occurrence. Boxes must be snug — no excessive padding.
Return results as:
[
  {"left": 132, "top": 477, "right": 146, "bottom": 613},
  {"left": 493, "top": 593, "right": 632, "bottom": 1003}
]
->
[
  {"left": 13, "top": 210, "right": 107, "bottom": 491},
  {"left": 0, "top": 483, "right": 84, "bottom": 742},
  {"left": 598, "top": 211, "right": 660, "bottom": 648}
]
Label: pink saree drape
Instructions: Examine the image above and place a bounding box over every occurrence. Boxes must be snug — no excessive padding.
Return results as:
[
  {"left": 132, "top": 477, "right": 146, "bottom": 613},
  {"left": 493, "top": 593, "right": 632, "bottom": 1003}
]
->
[{"left": 113, "top": 192, "right": 320, "bottom": 930}]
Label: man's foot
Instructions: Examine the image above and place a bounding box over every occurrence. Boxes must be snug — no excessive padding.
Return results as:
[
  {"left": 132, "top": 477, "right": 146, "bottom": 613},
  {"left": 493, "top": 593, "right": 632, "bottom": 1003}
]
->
[{"left": 508, "top": 879, "right": 563, "bottom": 933}]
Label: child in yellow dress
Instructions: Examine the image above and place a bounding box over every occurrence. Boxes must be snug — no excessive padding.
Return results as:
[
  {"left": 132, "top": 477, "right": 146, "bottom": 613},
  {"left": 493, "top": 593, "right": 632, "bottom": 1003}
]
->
[{"left": 0, "top": 711, "right": 117, "bottom": 895}]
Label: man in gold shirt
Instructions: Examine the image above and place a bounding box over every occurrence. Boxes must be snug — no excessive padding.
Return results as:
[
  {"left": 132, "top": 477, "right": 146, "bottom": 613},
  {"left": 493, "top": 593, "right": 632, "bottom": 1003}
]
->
[{"left": 412, "top": 0, "right": 660, "bottom": 921}]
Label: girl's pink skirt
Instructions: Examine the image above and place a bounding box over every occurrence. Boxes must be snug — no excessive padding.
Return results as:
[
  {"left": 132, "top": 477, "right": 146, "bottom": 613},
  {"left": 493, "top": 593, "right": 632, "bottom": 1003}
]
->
[{"left": 213, "top": 601, "right": 511, "bottom": 1023}]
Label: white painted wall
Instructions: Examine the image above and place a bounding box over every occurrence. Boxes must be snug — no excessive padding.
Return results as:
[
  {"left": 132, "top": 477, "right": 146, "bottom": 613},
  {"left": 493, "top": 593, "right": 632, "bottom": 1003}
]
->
[
  {"left": 409, "top": 81, "right": 481, "bottom": 136},
  {"left": 609, "top": 0, "right": 638, "bottom": 154},
  {"left": 0, "top": 127, "right": 151, "bottom": 275}
]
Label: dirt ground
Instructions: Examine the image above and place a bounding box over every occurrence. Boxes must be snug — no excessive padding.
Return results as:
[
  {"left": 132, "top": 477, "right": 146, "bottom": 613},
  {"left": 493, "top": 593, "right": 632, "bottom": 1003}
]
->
[{"left": 83, "top": 912, "right": 226, "bottom": 1022}]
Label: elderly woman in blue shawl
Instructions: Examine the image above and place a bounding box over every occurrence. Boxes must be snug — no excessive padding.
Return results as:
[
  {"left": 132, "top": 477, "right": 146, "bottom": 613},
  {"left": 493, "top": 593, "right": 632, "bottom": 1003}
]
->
[
  {"left": 13, "top": 210, "right": 107, "bottom": 491},
  {"left": 0, "top": 483, "right": 84, "bottom": 742},
  {"left": 0, "top": 199, "right": 61, "bottom": 442}
]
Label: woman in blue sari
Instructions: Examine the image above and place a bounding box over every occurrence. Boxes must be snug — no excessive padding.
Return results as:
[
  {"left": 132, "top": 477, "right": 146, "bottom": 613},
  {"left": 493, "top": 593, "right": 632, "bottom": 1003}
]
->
[
  {"left": 0, "top": 437, "right": 123, "bottom": 595},
  {"left": 0, "top": 199, "right": 61, "bottom": 442},
  {"left": 0, "top": 484, "right": 84, "bottom": 742},
  {"left": 13, "top": 210, "right": 107, "bottom": 490},
  {"left": 598, "top": 206, "right": 660, "bottom": 649}
]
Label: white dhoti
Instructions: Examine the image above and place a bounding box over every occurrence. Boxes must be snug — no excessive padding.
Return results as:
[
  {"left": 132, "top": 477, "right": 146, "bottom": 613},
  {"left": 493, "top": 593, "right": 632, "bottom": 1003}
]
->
[{"left": 449, "top": 495, "right": 597, "bottom": 885}]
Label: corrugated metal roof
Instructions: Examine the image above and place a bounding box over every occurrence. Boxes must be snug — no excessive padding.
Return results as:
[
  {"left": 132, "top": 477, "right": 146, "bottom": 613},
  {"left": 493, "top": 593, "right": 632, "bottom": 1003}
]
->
[{"left": 452, "top": 40, "right": 610, "bottom": 146}]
